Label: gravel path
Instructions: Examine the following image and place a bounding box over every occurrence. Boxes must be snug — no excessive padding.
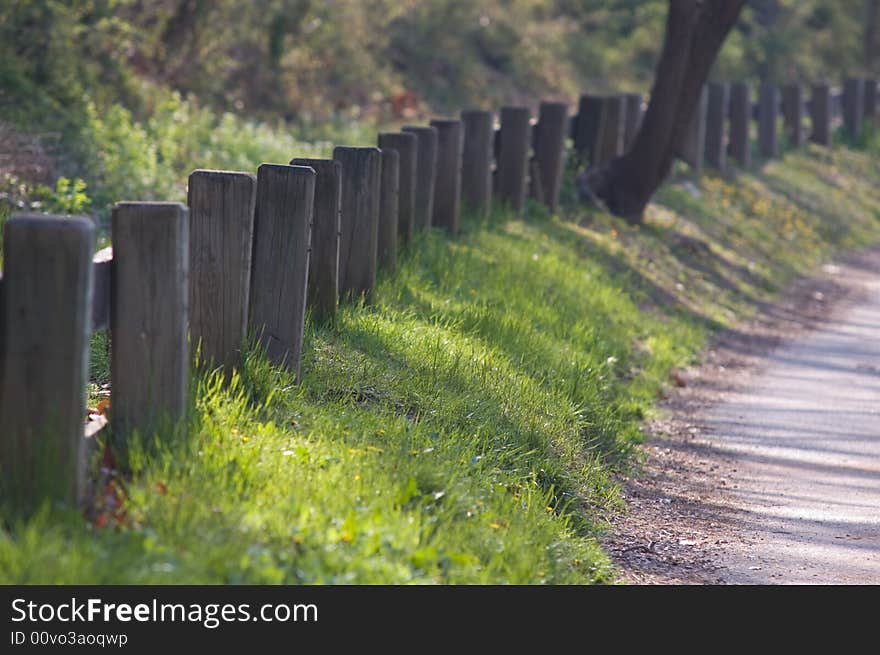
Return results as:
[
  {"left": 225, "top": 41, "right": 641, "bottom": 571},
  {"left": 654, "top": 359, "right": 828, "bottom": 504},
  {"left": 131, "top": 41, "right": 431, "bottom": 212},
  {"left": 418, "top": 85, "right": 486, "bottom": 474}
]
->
[{"left": 604, "top": 248, "right": 880, "bottom": 584}]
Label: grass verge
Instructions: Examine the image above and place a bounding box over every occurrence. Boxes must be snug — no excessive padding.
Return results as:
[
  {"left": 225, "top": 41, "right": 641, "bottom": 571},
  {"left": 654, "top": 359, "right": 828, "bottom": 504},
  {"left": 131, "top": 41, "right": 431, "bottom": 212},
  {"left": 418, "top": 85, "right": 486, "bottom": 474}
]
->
[{"left": 2, "top": 143, "right": 880, "bottom": 584}]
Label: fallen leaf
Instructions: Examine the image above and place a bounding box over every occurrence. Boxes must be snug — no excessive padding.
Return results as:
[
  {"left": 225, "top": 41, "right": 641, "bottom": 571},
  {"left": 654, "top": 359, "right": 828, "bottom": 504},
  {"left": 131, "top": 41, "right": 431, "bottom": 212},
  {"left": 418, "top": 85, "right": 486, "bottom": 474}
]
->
[{"left": 96, "top": 398, "right": 111, "bottom": 416}]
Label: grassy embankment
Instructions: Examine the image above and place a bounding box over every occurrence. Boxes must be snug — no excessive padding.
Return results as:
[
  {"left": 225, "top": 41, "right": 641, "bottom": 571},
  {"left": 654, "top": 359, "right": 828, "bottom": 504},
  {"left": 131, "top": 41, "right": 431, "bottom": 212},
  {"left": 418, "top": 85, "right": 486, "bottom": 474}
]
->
[{"left": 1, "top": 132, "right": 879, "bottom": 583}]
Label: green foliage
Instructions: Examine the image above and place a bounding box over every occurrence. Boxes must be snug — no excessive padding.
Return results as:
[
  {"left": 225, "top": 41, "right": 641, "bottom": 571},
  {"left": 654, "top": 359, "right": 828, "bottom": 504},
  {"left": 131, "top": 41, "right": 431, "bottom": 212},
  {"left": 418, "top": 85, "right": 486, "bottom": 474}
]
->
[
  {"left": 2, "top": 1, "right": 878, "bottom": 216},
  {"left": 31, "top": 177, "right": 91, "bottom": 215},
  {"left": 76, "top": 90, "right": 335, "bottom": 211},
  {"left": 3, "top": 145, "right": 880, "bottom": 584}
]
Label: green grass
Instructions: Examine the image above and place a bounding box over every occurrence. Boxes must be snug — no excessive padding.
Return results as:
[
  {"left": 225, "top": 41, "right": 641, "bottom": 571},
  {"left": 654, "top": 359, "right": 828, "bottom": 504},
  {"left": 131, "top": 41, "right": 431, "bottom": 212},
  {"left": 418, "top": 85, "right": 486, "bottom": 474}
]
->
[{"left": 2, "top": 144, "right": 880, "bottom": 584}]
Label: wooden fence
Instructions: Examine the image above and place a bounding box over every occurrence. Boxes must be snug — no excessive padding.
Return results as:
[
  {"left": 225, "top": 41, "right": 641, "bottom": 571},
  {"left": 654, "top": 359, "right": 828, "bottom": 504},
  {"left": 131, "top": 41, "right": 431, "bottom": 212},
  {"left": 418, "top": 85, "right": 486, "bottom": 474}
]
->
[{"left": 1, "top": 75, "right": 878, "bottom": 510}]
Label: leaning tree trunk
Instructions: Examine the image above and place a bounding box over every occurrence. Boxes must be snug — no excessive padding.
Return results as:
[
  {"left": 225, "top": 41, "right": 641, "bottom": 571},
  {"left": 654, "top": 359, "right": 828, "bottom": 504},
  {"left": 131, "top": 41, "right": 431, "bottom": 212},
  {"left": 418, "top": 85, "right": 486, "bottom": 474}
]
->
[{"left": 578, "top": 0, "right": 747, "bottom": 224}]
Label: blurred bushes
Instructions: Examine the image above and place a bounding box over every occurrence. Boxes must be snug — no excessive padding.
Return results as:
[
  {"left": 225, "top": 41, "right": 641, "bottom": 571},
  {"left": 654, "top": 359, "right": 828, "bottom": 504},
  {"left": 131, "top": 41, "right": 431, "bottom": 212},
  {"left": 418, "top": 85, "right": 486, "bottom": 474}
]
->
[{"left": 0, "top": 0, "right": 876, "bottom": 213}]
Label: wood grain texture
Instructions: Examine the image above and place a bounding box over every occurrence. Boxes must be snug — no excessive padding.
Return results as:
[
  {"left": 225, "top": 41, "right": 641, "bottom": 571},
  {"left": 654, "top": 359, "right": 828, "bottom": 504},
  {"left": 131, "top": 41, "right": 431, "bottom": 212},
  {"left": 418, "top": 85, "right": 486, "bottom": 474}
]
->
[
  {"left": 429, "top": 119, "right": 462, "bottom": 234},
  {"left": 596, "top": 95, "right": 625, "bottom": 166},
  {"left": 496, "top": 106, "right": 531, "bottom": 212},
  {"left": 187, "top": 169, "right": 256, "bottom": 370},
  {"left": 333, "top": 146, "right": 382, "bottom": 301},
  {"left": 533, "top": 101, "right": 568, "bottom": 211},
  {"left": 111, "top": 202, "right": 189, "bottom": 440},
  {"left": 704, "top": 83, "right": 729, "bottom": 171},
  {"left": 291, "top": 158, "right": 341, "bottom": 325},
  {"left": 679, "top": 86, "right": 708, "bottom": 173},
  {"left": 248, "top": 164, "right": 315, "bottom": 379},
  {"left": 3, "top": 246, "right": 114, "bottom": 335},
  {"left": 758, "top": 84, "right": 779, "bottom": 159},
  {"left": 401, "top": 126, "right": 437, "bottom": 232},
  {"left": 782, "top": 84, "right": 805, "bottom": 148},
  {"left": 378, "top": 148, "right": 399, "bottom": 270},
  {"left": 460, "top": 109, "right": 493, "bottom": 218},
  {"left": 376, "top": 133, "right": 417, "bottom": 245},
  {"left": 729, "top": 82, "right": 751, "bottom": 167},
  {"left": 0, "top": 214, "right": 94, "bottom": 508},
  {"left": 810, "top": 84, "right": 833, "bottom": 147}
]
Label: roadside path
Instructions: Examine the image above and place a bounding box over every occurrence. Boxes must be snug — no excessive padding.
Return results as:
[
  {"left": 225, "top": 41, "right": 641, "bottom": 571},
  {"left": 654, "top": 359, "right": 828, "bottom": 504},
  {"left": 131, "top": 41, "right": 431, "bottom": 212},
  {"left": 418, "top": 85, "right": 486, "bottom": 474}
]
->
[{"left": 605, "top": 248, "right": 880, "bottom": 584}]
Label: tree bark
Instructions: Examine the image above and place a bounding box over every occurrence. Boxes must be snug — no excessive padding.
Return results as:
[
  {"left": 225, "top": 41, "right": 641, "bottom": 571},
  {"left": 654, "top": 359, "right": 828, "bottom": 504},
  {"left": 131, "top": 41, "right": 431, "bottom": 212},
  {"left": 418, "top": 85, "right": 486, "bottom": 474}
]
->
[{"left": 578, "top": 0, "right": 747, "bottom": 223}]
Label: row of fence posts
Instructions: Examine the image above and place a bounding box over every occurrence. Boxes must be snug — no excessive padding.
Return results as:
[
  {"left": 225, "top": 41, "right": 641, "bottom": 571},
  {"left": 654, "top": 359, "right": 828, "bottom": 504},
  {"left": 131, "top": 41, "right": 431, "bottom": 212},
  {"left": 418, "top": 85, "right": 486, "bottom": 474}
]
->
[
  {"left": 1, "top": 75, "right": 877, "bottom": 510},
  {"left": 674, "top": 78, "right": 879, "bottom": 173}
]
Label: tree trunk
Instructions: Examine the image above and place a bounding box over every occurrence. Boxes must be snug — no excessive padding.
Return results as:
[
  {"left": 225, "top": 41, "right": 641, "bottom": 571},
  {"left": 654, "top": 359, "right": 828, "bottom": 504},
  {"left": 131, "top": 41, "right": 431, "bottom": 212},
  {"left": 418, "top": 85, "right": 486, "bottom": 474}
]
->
[{"left": 578, "top": 0, "right": 747, "bottom": 224}]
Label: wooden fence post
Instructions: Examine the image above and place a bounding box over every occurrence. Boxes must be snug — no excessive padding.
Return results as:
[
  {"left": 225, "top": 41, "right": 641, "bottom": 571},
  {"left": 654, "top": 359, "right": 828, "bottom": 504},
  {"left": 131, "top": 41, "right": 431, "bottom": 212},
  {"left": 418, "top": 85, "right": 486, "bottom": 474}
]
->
[
  {"left": 401, "top": 126, "right": 438, "bottom": 232},
  {"left": 810, "top": 84, "right": 833, "bottom": 147},
  {"left": 496, "top": 106, "right": 531, "bottom": 212},
  {"left": 430, "top": 119, "right": 463, "bottom": 234},
  {"left": 573, "top": 94, "right": 603, "bottom": 166},
  {"left": 248, "top": 164, "right": 315, "bottom": 379},
  {"left": 729, "top": 82, "right": 751, "bottom": 167},
  {"left": 377, "top": 132, "right": 417, "bottom": 244},
  {"left": 460, "top": 109, "right": 493, "bottom": 218},
  {"left": 111, "top": 202, "right": 188, "bottom": 440},
  {"left": 596, "top": 95, "right": 625, "bottom": 165},
  {"left": 0, "top": 214, "right": 94, "bottom": 509},
  {"left": 623, "top": 93, "right": 643, "bottom": 150},
  {"left": 705, "top": 82, "right": 729, "bottom": 171},
  {"left": 333, "top": 146, "right": 382, "bottom": 301},
  {"left": 759, "top": 84, "right": 779, "bottom": 158},
  {"left": 679, "top": 86, "right": 708, "bottom": 173},
  {"left": 782, "top": 84, "right": 805, "bottom": 148},
  {"left": 378, "top": 148, "right": 400, "bottom": 268},
  {"left": 843, "top": 76, "right": 865, "bottom": 140},
  {"left": 291, "top": 158, "right": 341, "bottom": 325},
  {"left": 864, "top": 78, "right": 879, "bottom": 128},
  {"left": 187, "top": 170, "right": 256, "bottom": 370},
  {"left": 533, "top": 101, "right": 568, "bottom": 212}
]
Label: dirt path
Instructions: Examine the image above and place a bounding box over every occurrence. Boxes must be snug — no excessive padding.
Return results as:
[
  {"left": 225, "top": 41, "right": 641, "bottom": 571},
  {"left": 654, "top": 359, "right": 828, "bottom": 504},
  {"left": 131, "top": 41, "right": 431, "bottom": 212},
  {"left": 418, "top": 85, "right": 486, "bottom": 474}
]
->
[{"left": 603, "top": 247, "right": 880, "bottom": 584}]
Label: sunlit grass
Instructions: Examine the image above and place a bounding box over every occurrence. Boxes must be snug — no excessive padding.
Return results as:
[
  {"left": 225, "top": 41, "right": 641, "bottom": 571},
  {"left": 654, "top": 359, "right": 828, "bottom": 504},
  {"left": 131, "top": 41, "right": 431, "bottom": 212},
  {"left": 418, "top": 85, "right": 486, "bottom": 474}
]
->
[{"left": 2, "top": 144, "right": 880, "bottom": 584}]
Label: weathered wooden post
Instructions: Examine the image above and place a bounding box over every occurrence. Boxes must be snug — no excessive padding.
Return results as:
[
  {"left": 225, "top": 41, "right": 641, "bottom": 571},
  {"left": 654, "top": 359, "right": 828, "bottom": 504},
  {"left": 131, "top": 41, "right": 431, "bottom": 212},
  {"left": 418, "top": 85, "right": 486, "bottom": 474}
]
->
[
  {"left": 864, "top": 79, "right": 879, "bottom": 128},
  {"left": 810, "top": 84, "right": 833, "bottom": 147},
  {"left": 782, "top": 84, "right": 805, "bottom": 148},
  {"left": 496, "top": 106, "right": 531, "bottom": 212},
  {"left": 843, "top": 76, "right": 865, "bottom": 140},
  {"left": 187, "top": 170, "right": 256, "bottom": 370},
  {"left": 460, "top": 109, "right": 493, "bottom": 218},
  {"left": 91, "top": 246, "right": 113, "bottom": 332},
  {"left": 112, "top": 202, "right": 189, "bottom": 440},
  {"left": 573, "top": 94, "right": 604, "bottom": 165},
  {"left": 596, "top": 95, "right": 625, "bottom": 166},
  {"left": 533, "top": 101, "right": 568, "bottom": 212},
  {"left": 430, "top": 119, "right": 463, "bottom": 234},
  {"left": 0, "top": 214, "right": 94, "bottom": 509},
  {"left": 705, "top": 82, "right": 729, "bottom": 171},
  {"left": 623, "top": 93, "right": 643, "bottom": 150},
  {"left": 248, "top": 164, "right": 314, "bottom": 379},
  {"left": 758, "top": 84, "right": 779, "bottom": 158},
  {"left": 729, "top": 82, "right": 751, "bottom": 167},
  {"left": 333, "top": 146, "right": 382, "bottom": 301},
  {"left": 378, "top": 148, "right": 399, "bottom": 269},
  {"left": 377, "top": 132, "right": 417, "bottom": 244},
  {"left": 679, "top": 86, "right": 708, "bottom": 173},
  {"left": 401, "top": 126, "right": 438, "bottom": 232},
  {"left": 291, "top": 158, "right": 341, "bottom": 325}
]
